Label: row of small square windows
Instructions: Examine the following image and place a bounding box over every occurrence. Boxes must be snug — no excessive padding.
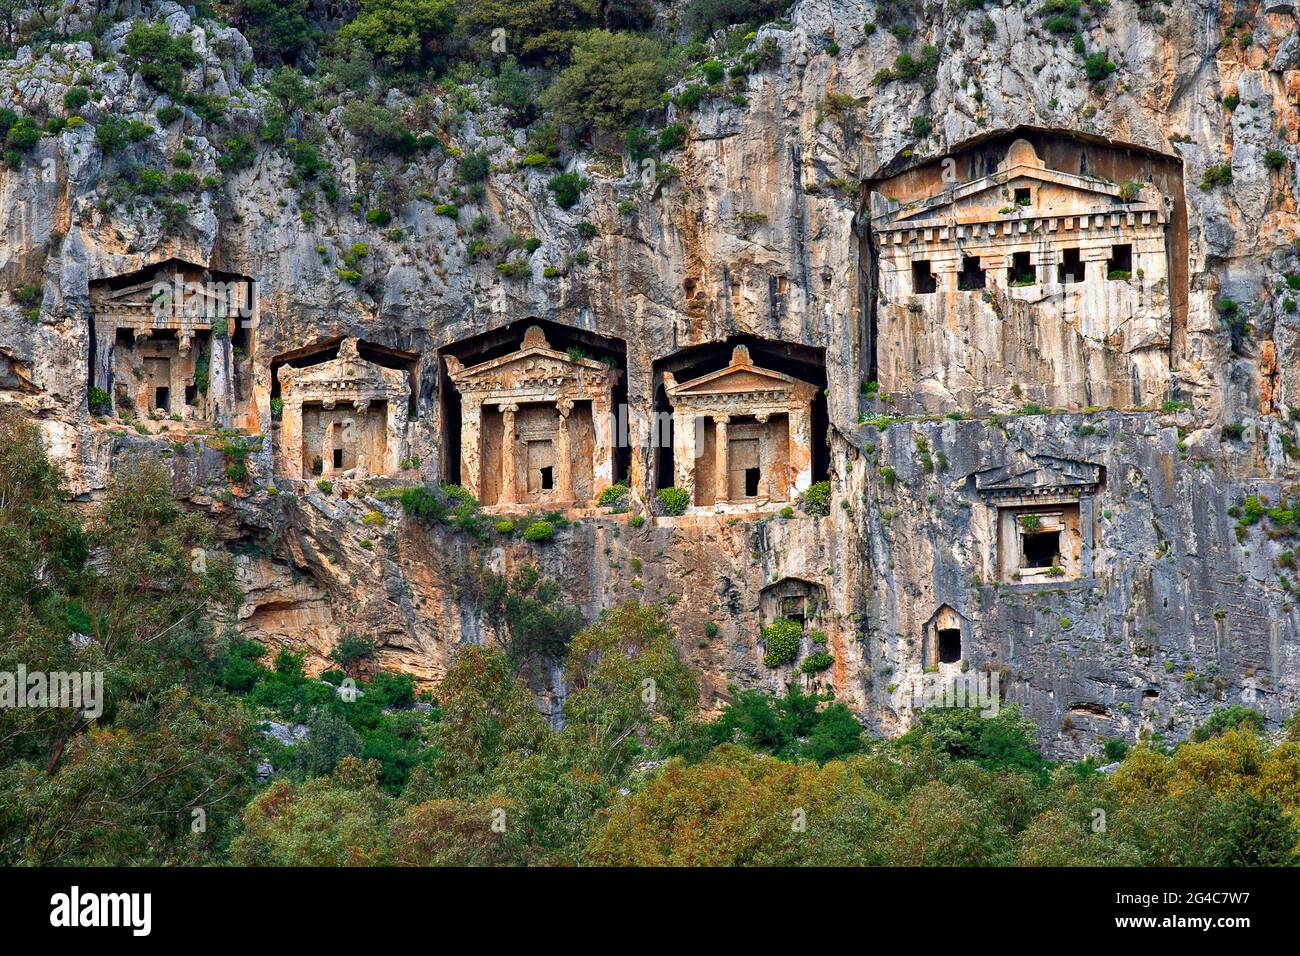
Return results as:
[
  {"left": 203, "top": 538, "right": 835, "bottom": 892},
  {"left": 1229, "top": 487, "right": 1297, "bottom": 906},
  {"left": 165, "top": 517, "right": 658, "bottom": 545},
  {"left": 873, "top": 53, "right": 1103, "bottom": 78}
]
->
[{"left": 910, "top": 243, "right": 1134, "bottom": 293}]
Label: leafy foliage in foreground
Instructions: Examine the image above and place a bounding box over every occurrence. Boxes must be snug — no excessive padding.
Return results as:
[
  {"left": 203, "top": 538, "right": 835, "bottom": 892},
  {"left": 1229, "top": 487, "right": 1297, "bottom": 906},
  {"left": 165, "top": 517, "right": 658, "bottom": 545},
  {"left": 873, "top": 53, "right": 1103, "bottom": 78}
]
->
[{"left": 3, "top": 410, "right": 1299, "bottom": 866}]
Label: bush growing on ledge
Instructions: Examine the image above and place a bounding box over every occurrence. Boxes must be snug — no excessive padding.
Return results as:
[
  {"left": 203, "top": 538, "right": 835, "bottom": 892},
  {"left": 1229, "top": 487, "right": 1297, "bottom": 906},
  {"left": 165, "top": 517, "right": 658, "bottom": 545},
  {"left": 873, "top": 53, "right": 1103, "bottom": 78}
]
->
[
  {"left": 597, "top": 483, "right": 629, "bottom": 508},
  {"left": 317, "top": 479, "right": 334, "bottom": 494},
  {"left": 539, "top": 30, "right": 669, "bottom": 135},
  {"left": 1201, "top": 163, "right": 1233, "bottom": 190},
  {"left": 762, "top": 616, "right": 803, "bottom": 668},
  {"left": 495, "top": 519, "right": 515, "bottom": 534},
  {"left": 655, "top": 486, "right": 690, "bottom": 515},
  {"left": 1191, "top": 705, "right": 1266, "bottom": 742},
  {"left": 800, "top": 480, "right": 831, "bottom": 516},
  {"left": 523, "top": 519, "right": 555, "bottom": 542},
  {"left": 88, "top": 386, "right": 112, "bottom": 415},
  {"left": 123, "top": 21, "right": 201, "bottom": 95},
  {"left": 799, "top": 650, "right": 834, "bottom": 675},
  {"left": 1083, "top": 52, "right": 1116, "bottom": 84},
  {"left": 547, "top": 171, "right": 587, "bottom": 209}
]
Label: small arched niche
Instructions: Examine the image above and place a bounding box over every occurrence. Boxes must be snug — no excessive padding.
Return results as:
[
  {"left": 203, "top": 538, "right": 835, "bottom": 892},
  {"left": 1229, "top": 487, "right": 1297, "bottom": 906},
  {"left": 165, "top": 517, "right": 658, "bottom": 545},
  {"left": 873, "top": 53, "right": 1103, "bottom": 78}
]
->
[{"left": 923, "top": 604, "right": 967, "bottom": 668}]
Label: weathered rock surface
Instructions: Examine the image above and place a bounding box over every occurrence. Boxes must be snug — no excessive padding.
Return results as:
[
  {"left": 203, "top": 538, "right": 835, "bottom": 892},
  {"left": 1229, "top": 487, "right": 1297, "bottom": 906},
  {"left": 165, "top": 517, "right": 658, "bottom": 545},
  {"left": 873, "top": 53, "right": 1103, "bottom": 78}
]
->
[{"left": 3, "top": 0, "right": 1300, "bottom": 757}]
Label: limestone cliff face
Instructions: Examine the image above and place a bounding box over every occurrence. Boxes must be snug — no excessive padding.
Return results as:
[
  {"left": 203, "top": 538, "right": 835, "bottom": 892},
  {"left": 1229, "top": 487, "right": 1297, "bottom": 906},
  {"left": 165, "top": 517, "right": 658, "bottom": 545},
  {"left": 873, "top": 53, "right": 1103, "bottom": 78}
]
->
[{"left": 4, "top": 0, "right": 1300, "bottom": 756}]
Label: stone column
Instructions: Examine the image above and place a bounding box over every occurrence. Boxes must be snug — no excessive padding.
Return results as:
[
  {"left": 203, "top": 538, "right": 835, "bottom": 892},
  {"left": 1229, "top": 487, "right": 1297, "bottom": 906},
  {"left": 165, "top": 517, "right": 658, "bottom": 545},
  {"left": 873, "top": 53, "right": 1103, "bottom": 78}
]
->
[
  {"left": 672, "top": 407, "right": 697, "bottom": 503},
  {"left": 321, "top": 420, "right": 336, "bottom": 479},
  {"left": 714, "top": 414, "right": 730, "bottom": 504},
  {"left": 932, "top": 257, "right": 961, "bottom": 294},
  {"left": 461, "top": 398, "right": 483, "bottom": 499},
  {"left": 499, "top": 403, "right": 518, "bottom": 504},
  {"left": 281, "top": 396, "right": 303, "bottom": 479},
  {"left": 1079, "top": 494, "right": 1096, "bottom": 578},
  {"left": 787, "top": 400, "right": 814, "bottom": 496},
  {"left": 555, "top": 400, "right": 574, "bottom": 503},
  {"left": 592, "top": 393, "right": 614, "bottom": 499},
  {"left": 352, "top": 400, "right": 369, "bottom": 478}
]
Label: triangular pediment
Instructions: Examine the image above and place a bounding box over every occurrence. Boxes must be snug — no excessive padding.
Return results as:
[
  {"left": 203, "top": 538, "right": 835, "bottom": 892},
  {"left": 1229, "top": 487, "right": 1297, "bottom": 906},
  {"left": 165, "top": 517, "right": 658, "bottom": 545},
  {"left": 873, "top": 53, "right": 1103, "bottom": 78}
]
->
[
  {"left": 873, "top": 139, "right": 1163, "bottom": 232},
  {"left": 671, "top": 364, "right": 800, "bottom": 396},
  {"left": 975, "top": 451, "right": 1100, "bottom": 496},
  {"left": 452, "top": 347, "right": 605, "bottom": 382},
  {"left": 279, "top": 339, "right": 406, "bottom": 396},
  {"left": 446, "top": 325, "right": 611, "bottom": 386},
  {"left": 901, "top": 173, "right": 1120, "bottom": 221},
  {"left": 667, "top": 345, "right": 815, "bottom": 398}
]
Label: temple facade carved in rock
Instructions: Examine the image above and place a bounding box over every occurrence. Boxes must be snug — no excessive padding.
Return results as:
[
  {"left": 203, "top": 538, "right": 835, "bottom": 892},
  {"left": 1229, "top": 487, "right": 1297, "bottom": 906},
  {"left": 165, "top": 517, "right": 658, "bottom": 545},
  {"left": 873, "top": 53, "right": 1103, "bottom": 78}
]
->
[
  {"left": 974, "top": 450, "right": 1102, "bottom": 584},
  {"left": 444, "top": 325, "right": 619, "bottom": 508},
  {"left": 275, "top": 338, "right": 410, "bottom": 480},
  {"left": 869, "top": 137, "right": 1174, "bottom": 413},
  {"left": 89, "top": 257, "right": 256, "bottom": 427},
  {"left": 664, "top": 345, "right": 819, "bottom": 509}
]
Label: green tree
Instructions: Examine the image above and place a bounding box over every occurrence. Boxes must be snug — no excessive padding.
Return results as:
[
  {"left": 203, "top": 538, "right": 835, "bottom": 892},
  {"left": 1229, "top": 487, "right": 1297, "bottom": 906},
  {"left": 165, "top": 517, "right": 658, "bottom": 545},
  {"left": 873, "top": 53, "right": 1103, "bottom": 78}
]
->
[
  {"left": 0, "top": 412, "right": 251, "bottom": 864},
  {"left": 897, "top": 704, "right": 1047, "bottom": 779},
  {"left": 123, "top": 21, "right": 200, "bottom": 95},
  {"left": 539, "top": 30, "right": 668, "bottom": 134},
  {"left": 428, "top": 645, "right": 551, "bottom": 798},
  {"left": 294, "top": 710, "right": 365, "bottom": 778},
  {"left": 229, "top": 757, "right": 393, "bottom": 865},
  {"left": 232, "top": 0, "right": 317, "bottom": 63},
  {"left": 481, "top": 565, "right": 584, "bottom": 674},
  {"left": 458, "top": 0, "right": 600, "bottom": 64},
  {"left": 339, "top": 0, "right": 457, "bottom": 69},
  {"left": 1202, "top": 793, "right": 1299, "bottom": 866}
]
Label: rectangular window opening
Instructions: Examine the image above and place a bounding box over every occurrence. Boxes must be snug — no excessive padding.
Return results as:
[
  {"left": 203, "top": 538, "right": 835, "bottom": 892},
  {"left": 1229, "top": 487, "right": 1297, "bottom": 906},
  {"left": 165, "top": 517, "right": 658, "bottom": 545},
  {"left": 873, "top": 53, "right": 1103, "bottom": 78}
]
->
[
  {"left": 744, "top": 467, "right": 760, "bottom": 497},
  {"left": 937, "top": 628, "right": 962, "bottom": 664},
  {"left": 1059, "top": 247, "right": 1082, "bottom": 284},
  {"left": 1107, "top": 243, "right": 1132, "bottom": 279},
  {"left": 1021, "top": 531, "right": 1061, "bottom": 569},
  {"left": 912, "top": 259, "right": 937, "bottom": 294},
  {"left": 1007, "top": 251, "right": 1035, "bottom": 286},
  {"left": 332, "top": 448, "right": 344, "bottom": 469},
  {"left": 154, "top": 386, "right": 169, "bottom": 412},
  {"left": 1014, "top": 187, "right": 1031, "bottom": 206},
  {"left": 540, "top": 466, "right": 554, "bottom": 490},
  {"left": 958, "top": 255, "right": 985, "bottom": 291}
]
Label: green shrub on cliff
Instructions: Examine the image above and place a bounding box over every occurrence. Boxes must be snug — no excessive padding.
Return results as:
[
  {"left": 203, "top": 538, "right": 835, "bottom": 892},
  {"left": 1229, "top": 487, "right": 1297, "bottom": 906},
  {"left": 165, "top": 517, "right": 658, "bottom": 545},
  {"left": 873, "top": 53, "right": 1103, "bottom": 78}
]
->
[
  {"left": 800, "top": 480, "right": 831, "bottom": 516},
  {"left": 761, "top": 616, "right": 802, "bottom": 667},
  {"left": 597, "top": 483, "right": 629, "bottom": 508},
  {"left": 655, "top": 486, "right": 690, "bottom": 515},
  {"left": 538, "top": 30, "right": 668, "bottom": 134},
  {"left": 123, "top": 21, "right": 200, "bottom": 95},
  {"left": 523, "top": 520, "right": 555, "bottom": 542}
]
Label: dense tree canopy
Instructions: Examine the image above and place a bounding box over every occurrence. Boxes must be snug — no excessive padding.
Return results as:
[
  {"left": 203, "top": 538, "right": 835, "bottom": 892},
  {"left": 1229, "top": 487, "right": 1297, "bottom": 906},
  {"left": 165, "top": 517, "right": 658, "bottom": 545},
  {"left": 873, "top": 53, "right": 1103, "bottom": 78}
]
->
[{"left": 2, "top": 413, "right": 1299, "bottom": 867}]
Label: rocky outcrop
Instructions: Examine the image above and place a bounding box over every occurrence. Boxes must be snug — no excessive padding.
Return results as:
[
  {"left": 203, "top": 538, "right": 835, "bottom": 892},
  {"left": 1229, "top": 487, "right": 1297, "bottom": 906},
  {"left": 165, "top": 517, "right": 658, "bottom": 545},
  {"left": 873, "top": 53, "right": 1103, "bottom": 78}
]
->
[{"left": 4, "top": 0, "right": 1300, "bottom": 756}]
